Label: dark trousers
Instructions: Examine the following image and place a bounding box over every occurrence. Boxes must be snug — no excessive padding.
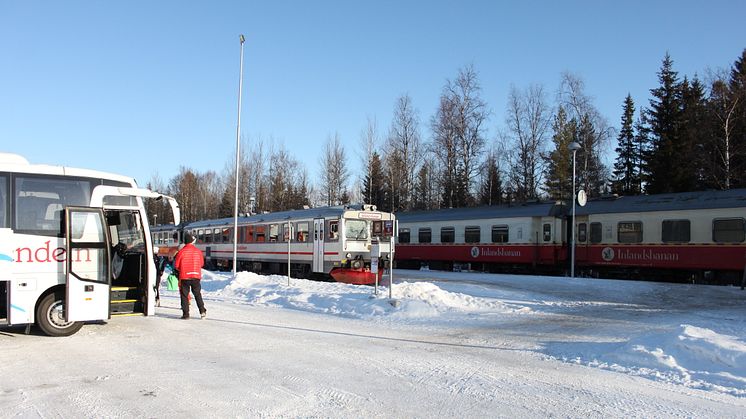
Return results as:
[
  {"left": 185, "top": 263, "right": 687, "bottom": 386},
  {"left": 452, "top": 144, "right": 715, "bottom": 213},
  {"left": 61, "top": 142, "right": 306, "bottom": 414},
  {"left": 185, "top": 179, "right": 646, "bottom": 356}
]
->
[{"left": 179, "top": 279, "right": 206, "bottom": 316}]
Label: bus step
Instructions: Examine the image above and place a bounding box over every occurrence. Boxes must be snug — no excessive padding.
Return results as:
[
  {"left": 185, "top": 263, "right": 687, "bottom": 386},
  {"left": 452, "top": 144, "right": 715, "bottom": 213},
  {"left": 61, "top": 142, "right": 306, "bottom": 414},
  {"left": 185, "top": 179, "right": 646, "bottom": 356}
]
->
[
  {"left": 111, "top": 312, "right": 144, "bottom": 317},
  {"left": 110, "top": 300, "right": 143, "bottom": 314},
  {"left": 111, "top": 287, "right": 139, "bottom": 301}
]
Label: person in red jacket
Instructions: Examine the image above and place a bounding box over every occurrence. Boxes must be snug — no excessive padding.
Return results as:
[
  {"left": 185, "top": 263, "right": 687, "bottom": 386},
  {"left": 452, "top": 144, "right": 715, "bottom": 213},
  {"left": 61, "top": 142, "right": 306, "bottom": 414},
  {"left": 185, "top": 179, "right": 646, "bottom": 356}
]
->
[{"left": 174, "top": 232, "right": 206, "bottom": 319}]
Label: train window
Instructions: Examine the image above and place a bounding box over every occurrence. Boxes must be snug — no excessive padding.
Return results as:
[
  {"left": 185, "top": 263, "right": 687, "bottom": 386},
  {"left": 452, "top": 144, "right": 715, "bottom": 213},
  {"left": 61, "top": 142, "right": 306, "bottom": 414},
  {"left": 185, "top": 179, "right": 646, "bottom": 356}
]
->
[
  {"left": 256, "top": 225, "right": 266, "bottom": 242},
  {"left": 204, "top": 229, "right": 213, "bottom": 244},
  {"left": 399, "top": 228, "right": 410, "bottom": 244},
  {"left": 296, "top": 222, "right": 309, "bottom": 242},
  {"left": 418, "top": 228, "right": 431, "bottom": 243},
  {"left": 345, "top": 220, "right": 368, "bottom": 241},
  {"left": 441, "top": 227, "right": 455, "bottom": 243},
  {"left": 662, "top": 219, "right": 690, "bottom": 243},
  {"left": 492, "top": 225, "right": 509, "bottom": 243},
  {"left": 198, "top": 229, "right": 205, "bottom": 243},
  {"left": 328, "top": 220, "right": 339, "bottom": 241},
  {"left": 269, "top": 224, "right": 279, "bottom": 242},
  {"left": 713, "top": 218, "right": 745, "bottom": 243},
  {"left": 465, "top": 226, "right": 480, "bottom": 243},
  {"left": 618, "top": 221, "right": 642, "bottom": 243},
  {"left": 221, "top": 228, "right": 230, "bottom": 243},
  {"left": 247, "top": 226, "right": 256, "bottom": 242},
  {"left": 542, "top": 223, "right": 551, "bottom": 242},
  {"left": 578, "top": 223, "right": 587, "bottom": 243},
  {"left": 281, "top": 224, "right": 290, "bottom": 242},
  {"left": 590, "top": 223, "right": 602, "bottom": 243}
]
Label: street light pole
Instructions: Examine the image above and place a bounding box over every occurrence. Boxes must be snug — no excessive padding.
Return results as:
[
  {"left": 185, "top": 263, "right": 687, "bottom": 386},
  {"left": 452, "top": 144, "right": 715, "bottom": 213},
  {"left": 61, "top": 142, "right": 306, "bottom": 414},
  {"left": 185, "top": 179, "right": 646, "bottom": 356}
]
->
[
  {"left": 232, "top": 34, "right": 245, "bottom": 277},
  {"left": 569, "top": 141, "right": 581, "bottom": 278}
]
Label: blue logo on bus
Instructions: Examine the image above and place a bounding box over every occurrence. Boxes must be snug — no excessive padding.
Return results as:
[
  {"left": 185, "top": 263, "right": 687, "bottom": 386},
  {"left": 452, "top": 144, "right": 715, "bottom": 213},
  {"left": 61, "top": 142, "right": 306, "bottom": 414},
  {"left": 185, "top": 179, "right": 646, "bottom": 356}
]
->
[{"left": 0, "top": 253, "right": 13, "bottom": 262}]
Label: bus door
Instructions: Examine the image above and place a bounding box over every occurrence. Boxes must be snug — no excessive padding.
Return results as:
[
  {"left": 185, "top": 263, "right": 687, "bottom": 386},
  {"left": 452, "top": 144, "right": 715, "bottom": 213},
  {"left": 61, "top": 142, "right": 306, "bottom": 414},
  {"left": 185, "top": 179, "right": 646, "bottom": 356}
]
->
[
  {"left": 65, "top": 207, "right": 111, "bottom": 322},
  {"left": 313, "top": 218, "right": 325, "bottom": 273}
]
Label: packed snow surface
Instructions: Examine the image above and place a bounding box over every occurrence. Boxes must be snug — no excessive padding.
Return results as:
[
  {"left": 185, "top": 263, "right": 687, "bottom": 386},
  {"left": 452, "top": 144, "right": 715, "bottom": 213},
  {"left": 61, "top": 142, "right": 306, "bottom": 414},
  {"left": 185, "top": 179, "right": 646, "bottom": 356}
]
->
[{"left": 2, "top": 269, "right": 745, "bottom": 417}]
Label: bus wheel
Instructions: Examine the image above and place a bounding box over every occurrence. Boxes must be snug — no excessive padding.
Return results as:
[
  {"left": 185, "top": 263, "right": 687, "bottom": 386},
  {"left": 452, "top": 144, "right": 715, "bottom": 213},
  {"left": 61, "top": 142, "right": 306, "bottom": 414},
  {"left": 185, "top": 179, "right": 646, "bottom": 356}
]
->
[{"left": 36, "top": 291, "right": 84, "bottom": 337}]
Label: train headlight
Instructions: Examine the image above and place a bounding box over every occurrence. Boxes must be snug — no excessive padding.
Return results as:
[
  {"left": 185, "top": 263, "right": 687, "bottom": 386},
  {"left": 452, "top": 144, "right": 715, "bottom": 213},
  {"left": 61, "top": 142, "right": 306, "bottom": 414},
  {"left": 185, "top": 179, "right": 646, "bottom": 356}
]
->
[
  {"left": 346, "top": 253, "right": 351, "bottom": 259},
  {"left": 352, "top": 259, "right": 363, "bottom": 269}
]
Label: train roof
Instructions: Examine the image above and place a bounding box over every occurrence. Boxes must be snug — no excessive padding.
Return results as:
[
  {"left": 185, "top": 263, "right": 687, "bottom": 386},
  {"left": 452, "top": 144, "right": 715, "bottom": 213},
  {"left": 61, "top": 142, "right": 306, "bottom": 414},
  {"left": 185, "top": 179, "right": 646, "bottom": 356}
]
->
[
  {"left": 576, "top": 188, "right": 746, "bottom": 215},
  {"left": 396, "top": 201, "right": 565, "bottom": 223},
  {"left": 183, "top": 205, "right": 380, "bottom": 229}
]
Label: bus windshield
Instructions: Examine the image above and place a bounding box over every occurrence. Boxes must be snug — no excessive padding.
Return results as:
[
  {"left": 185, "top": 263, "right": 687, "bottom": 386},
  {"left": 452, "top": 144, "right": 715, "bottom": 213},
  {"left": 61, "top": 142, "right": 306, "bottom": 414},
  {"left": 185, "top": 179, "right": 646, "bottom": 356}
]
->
[{"left": 345, "top": 219, "right": 368, "bottom": 241}]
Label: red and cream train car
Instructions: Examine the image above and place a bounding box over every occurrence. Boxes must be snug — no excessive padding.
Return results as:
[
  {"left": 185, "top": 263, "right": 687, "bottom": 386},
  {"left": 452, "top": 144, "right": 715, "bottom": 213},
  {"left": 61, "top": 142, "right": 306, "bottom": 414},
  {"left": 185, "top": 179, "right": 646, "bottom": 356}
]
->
[
  {"left": 395, "top": 202, "right": 567, "bottom": 273},
  {"left": 395, "top": 189, "right": 746, "bottom": 284},
  {"left": 573, "top": 189, "right": 746, "bottom": 282},
  {"left": 153, "top": 205, "right": 396, "bottom": 285}
]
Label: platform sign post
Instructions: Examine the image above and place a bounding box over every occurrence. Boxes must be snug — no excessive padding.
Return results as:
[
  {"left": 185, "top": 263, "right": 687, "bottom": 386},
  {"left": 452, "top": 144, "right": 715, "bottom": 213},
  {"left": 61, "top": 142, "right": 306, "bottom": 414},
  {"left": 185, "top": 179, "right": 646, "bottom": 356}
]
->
[
  {"left": 388, "top": 236, "right": 396, "bottom": 304},
  {"left": 371, "top": 238, "right": 380, "bottom": 296}
]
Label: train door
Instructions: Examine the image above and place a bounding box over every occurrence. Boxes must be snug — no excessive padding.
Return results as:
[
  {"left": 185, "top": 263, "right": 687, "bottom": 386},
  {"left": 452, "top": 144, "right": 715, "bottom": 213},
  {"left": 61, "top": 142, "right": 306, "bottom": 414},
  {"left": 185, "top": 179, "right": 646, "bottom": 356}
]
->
[
  {"left": 313, "top": 218, "right": 325, "bottom": 273},
  {"left": 65, "top": 207, "right": 111, "bottom": 322}
]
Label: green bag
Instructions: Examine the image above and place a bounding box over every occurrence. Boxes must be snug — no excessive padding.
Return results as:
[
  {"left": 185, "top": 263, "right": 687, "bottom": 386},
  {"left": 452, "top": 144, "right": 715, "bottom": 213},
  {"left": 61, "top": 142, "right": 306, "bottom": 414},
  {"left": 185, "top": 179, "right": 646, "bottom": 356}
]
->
[{"left": 166, "top": 274, "right": 179, "bottom": 291}]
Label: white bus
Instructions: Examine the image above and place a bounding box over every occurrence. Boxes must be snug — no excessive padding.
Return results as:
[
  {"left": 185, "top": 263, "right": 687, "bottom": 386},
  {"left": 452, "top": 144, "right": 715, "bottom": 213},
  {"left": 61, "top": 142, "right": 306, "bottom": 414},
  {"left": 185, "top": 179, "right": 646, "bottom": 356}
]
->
[{"left": 0, "top": 153, "right": 179, "bottom": 336}]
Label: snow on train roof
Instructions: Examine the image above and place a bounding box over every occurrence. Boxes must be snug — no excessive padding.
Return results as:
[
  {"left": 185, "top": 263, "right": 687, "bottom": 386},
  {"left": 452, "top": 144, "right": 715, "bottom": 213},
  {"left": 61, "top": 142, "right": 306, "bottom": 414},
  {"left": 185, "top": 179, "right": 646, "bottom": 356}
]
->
[
  {"left": 183, "top": 205, "right": 368, "bottom": 229},
  {"left": 576, "top": 188, "right": 746, "bottom": 215},
  {"left": 396, "top": 201, "right": 564, "bottom": 223}
]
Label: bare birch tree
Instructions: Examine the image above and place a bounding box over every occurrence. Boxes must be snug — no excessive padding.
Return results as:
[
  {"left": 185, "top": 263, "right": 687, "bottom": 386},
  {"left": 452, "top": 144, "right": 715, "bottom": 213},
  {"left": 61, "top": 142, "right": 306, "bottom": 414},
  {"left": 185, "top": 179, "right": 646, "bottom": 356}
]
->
[
  {"left": 431, "top": 65, "right": 488, "bottom": 207},
  {"left": 319, "top": 132, "right": 349, "bottom": 206},
  {"left": 359, "top": 116, "right": 379, "bottom": 204},
  {"left": 431, "top": 93, "right": 459, "bottom": 207},
  {"left": 387, "top": 94, "right": 422, "bottom": 211},
  {"left": 557, "top": 72, "right": 611, "bottom": 195},
  {"left": 505, "top": 84, "right": 551, "bottom": 201}
]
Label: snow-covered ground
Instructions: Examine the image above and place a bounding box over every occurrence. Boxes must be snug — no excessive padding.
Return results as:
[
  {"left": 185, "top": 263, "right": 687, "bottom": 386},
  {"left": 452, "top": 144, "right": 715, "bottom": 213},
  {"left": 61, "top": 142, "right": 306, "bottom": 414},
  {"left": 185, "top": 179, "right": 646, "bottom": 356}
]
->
[{"left": 1, "top": 269, "right": 745, "bottom": 417}]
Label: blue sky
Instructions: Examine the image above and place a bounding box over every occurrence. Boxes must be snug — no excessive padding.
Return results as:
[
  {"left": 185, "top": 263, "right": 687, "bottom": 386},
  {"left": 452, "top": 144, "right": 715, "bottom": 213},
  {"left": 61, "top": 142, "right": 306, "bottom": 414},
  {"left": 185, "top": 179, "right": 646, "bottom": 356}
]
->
[{"left": 2, "top": 1, "right": 744, "bottom": 191}]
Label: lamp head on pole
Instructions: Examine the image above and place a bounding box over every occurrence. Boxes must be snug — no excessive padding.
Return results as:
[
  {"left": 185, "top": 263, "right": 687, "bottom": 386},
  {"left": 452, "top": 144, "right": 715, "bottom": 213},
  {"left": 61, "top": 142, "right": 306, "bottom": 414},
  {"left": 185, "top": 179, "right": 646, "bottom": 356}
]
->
[
  {"left": 568, "top": 141, "right": 581, "bottom": 153},
  {"left": 239, "top": 34, "right": 245, "bottom": 44}
]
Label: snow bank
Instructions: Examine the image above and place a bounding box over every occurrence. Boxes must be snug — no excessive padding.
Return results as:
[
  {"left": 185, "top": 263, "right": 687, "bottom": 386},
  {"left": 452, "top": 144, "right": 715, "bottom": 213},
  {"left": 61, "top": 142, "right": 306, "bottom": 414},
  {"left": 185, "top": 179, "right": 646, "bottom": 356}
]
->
[
  {"left": 611, "top": 325, "right": 746, "bottom": 394},
  {"left": 173, "top": 269, "right": 746, "bottom": 397}
]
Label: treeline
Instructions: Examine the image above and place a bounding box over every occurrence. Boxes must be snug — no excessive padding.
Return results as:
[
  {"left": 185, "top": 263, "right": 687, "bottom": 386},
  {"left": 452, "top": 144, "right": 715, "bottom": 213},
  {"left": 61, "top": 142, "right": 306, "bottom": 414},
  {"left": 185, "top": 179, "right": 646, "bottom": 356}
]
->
[{"left": 146, "top": 49, "right": 746, "bottom": 225}]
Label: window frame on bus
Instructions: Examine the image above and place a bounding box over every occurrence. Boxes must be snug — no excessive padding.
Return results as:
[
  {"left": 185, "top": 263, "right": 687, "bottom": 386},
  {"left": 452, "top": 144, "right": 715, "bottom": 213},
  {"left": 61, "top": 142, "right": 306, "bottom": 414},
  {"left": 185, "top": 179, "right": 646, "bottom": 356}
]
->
[
  {"left": 12, "top": 174, "right": 97, "bottom": 238},
  {"left": 0, "top": 174, "right": 8, "bottom": 228}
]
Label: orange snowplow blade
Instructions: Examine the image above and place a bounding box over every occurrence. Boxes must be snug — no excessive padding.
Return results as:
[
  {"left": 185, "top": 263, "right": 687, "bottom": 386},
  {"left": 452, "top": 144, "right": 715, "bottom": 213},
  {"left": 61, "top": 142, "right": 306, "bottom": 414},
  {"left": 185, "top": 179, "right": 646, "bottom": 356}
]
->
[{"left": 329, "top": 268, "right": 382, "bottom": 285}]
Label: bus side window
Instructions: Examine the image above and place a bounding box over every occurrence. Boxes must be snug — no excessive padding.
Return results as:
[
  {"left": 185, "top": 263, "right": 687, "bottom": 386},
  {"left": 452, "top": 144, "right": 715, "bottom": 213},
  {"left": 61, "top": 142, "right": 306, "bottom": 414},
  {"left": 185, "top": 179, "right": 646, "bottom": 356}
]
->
[{"left": 0, "top": 175, "right": 7, "bottom": 228}]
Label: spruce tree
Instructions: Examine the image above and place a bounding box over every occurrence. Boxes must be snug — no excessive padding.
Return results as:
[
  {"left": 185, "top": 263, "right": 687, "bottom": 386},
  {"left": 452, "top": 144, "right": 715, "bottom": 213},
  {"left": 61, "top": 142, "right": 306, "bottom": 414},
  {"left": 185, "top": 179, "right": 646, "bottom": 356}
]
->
[
  {"left": 478, "top": 152, "right": 503, "bottom": 206},
  {"left": 679, "top": 76, "right": 710, "bottom": 190},
  {"left": 634, "top": 114, "right": 651, "bottom": 193},
  {"left": 362, "top": 152, "right": 387, "bottom": 211},
  {"left": 612, "top": 95, "right": 639, "bottom": 195},
  {"left": 576, "top": 114, "right": 607, "bottom": 196},
  {"left": 543, "top": 106, "right": 575, "bottom": 200},
  {"left": 645, "top": 53, "right": 684, "bottom": 194},
  {"left": 729, "top": 49, "right": 746, "bottom": 187}
]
